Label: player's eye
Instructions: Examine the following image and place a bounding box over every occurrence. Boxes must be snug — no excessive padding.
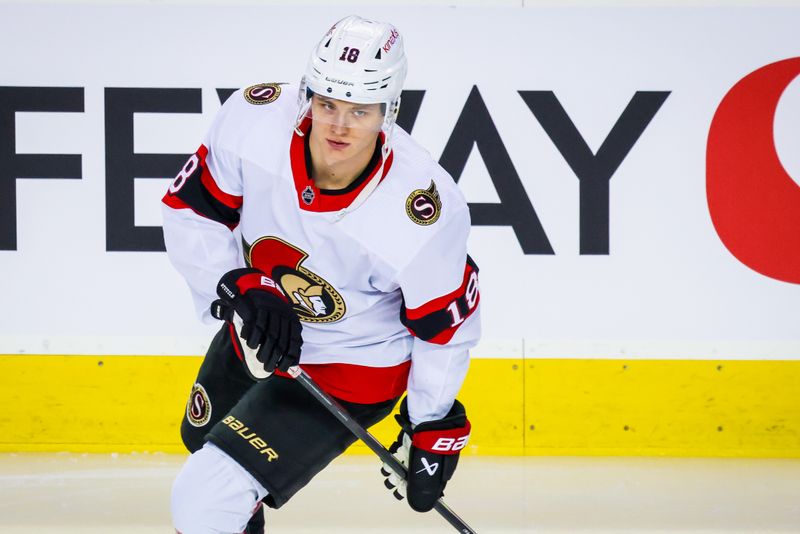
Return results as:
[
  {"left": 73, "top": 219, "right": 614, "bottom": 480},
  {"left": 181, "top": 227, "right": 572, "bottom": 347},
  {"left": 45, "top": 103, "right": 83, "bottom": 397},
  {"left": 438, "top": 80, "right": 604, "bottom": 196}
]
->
[{"left": 352, "top": 109, "right": 367, "bottom": 118}]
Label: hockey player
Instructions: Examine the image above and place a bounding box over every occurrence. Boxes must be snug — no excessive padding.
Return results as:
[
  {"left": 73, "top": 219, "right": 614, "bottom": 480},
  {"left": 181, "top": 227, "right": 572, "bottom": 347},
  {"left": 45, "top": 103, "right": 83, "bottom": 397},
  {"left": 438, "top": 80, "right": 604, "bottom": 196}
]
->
[{"left": 164, "top": 15, "right": 480, "bottom": 533}]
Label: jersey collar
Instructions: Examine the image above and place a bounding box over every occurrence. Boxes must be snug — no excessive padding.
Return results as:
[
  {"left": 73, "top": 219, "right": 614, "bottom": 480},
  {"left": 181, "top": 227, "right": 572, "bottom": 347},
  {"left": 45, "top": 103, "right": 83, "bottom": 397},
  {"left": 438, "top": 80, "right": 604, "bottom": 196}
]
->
[{"left": 290, "top": 118, "right": 393, "bottom": 213}]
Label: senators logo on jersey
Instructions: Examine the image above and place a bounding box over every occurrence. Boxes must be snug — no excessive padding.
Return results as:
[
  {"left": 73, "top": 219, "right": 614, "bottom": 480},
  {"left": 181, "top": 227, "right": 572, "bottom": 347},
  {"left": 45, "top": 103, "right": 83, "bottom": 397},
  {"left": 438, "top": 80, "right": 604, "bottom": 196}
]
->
[
  {"left": 244, "top": 236, "right": 346, "bottom": 323},
  {"left": 406, "top": 180, "right": 442, "bottom": 225},
  {"left": 244, "top": 83, "right": 285, "bottom": 105}
]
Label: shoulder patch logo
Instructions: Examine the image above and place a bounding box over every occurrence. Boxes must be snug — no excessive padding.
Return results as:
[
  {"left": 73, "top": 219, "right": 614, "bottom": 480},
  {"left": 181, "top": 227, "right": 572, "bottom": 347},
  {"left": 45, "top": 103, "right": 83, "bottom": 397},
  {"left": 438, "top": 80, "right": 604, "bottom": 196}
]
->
[
  {"left": 244, "top": 83, "right": 284, "bottom": 105},
  {"left": 186, "top": 383, "right": 212, "bottom": 427},
  {"left": 406, "top": 180, "right": 442, "bottom": 226}
]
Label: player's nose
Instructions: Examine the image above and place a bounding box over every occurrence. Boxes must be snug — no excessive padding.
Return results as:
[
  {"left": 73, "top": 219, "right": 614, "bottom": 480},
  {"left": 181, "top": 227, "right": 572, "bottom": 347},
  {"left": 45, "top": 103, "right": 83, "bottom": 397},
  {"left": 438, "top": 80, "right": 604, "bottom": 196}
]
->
[
  {"left": 330, "top": 123, "right": 347, "bottom": 135},
  {"left": 330, "top": 112, "right": 351, "bottom": 133}
]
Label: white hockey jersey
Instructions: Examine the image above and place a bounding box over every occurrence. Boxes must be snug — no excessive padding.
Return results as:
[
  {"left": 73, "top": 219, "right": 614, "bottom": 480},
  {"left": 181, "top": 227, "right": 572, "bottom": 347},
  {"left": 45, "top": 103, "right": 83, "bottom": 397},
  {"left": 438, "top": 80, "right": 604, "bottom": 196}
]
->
[{"left": 162, "top": 82, "right": 481, "bottom": 423}]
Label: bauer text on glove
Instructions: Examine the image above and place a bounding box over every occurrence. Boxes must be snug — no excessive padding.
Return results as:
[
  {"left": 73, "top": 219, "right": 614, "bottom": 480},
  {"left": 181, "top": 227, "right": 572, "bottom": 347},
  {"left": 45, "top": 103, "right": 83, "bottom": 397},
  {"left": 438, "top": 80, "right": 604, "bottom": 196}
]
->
[{"left": 381, "top": 397, "right": 470, "bottom": 512}]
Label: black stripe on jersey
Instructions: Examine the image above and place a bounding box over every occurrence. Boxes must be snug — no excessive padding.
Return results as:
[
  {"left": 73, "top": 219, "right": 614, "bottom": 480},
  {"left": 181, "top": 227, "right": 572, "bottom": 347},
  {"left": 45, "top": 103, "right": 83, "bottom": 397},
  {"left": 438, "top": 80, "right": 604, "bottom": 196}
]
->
[
  {"left": 164, "top": 150, "right": 241, "bottom": 229},
  {"left": 400, "top": 256, "right": 480, "bottom": 345}
]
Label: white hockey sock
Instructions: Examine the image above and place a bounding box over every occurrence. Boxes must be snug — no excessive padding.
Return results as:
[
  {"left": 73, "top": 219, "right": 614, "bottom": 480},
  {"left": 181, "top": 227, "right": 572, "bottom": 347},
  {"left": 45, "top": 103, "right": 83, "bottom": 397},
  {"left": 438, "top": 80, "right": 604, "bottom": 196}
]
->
[{"left": 172, "top": 443, "right": 269, "bottom": 534}]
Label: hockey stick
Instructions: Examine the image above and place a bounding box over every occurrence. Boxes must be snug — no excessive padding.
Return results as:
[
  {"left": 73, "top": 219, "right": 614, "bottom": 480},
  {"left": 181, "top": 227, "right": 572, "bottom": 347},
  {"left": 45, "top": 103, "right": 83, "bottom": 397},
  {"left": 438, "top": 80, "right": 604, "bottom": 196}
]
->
[
  {"left": 287, "top": 366, "right": 478, "bottom": 534},
  {"left": 227, "top": 314, "right": 476, "bottom": 532}
]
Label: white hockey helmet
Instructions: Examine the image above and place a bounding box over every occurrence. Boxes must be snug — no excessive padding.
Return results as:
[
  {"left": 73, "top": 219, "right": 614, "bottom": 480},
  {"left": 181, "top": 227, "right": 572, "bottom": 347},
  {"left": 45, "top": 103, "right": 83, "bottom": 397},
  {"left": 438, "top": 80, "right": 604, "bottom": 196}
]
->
[{"left": 297, "top": 15, "right": 408, "bottom": 137}]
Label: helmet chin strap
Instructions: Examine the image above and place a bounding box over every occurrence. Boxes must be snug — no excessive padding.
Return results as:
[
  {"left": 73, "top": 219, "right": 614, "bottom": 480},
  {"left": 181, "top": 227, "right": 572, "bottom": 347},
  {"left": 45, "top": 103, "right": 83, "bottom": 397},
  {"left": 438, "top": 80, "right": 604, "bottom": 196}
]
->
[{"left": 334, "top": 143, "right": 391, "bottom": 222}]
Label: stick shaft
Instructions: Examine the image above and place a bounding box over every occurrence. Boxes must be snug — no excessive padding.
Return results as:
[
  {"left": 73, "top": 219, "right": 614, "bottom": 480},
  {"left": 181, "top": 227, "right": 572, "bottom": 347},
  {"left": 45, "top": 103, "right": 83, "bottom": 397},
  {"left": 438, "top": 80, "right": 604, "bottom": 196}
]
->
[{"left": 292, "top": 369, "right": 477, "bottom": 534}]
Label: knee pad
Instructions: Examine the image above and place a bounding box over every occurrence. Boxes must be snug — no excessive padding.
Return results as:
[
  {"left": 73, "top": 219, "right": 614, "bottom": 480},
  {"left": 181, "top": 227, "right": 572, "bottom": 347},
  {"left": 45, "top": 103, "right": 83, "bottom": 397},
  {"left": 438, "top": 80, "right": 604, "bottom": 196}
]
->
[{"left": 172, "top": 443, "right": 268, "bottom": 534}]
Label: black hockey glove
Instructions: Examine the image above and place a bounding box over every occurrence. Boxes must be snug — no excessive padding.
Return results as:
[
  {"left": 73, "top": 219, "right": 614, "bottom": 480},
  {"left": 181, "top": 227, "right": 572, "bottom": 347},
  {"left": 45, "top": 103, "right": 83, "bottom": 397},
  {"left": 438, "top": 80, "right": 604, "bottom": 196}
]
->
[
  {"left": 381, "top": 397, "right": 471, "bottom": 513},
  {"left": 210, "top": 268, "right": 302, "bottom": 379}
]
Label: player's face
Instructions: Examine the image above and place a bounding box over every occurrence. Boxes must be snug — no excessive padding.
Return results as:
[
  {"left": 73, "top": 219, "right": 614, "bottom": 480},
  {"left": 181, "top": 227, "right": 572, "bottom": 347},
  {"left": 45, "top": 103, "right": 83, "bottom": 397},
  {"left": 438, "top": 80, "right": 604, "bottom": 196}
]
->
[{"left": 309, "top": 95, "right": 383, "bottom": 164}]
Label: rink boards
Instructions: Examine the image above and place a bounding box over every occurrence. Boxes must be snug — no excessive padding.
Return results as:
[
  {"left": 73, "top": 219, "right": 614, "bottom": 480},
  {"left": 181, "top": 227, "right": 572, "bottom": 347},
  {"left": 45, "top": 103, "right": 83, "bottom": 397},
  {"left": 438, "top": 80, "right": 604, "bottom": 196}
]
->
[
  {"left": 1, "top": 6, "right": 799, "bottom": 458},
  {"left": 1, "top": 355, "right": 798, "bottom": 458}
]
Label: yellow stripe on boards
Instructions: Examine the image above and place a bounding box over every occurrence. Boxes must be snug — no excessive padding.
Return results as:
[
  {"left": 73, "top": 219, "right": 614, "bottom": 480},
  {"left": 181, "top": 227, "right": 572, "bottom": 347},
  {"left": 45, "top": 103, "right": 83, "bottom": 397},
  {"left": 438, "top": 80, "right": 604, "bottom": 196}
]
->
[
  {"left": 523, "top": 359, "right": 800, "bottom": 458},
  {"left": 0, "top": 355, "right": 798, "bottom": 457},
  {"left": 0, "top": 355, "right": 198, "bottom": 453}
]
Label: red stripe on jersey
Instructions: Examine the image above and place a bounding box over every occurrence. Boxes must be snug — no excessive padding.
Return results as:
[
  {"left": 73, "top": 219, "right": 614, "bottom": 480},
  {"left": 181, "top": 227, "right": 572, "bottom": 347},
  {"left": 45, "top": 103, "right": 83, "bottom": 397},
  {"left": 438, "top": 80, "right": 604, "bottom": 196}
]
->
[
  {"left": 275, "top": 360, "right": 411, "bottom": 404},
  {"left": 162, "top": 145, "right": 242, "bottom": 229},
  {"left": 289, "top": 118, "right": 393, "bottom": 212},
  {"left": 228, "top": 322, "right": 245, "bottom": 362},
  {"left": 412, "top": 421, "right": 471, "bottom": 455},
  {"left": 405, "top": 261, "right": 477, "bottom": 320},
  {"left": 401, "top": 258, "right": 480, "bottom": 345},
  {"left": 195, "top": 145, "right": 243, "bottom": 209}
]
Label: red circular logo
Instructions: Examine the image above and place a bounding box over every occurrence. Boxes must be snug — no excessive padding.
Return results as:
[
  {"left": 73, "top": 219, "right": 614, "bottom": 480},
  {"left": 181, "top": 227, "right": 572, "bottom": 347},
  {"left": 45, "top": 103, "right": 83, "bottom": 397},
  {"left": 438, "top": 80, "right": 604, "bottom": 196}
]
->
[{"left": 707, "top": 57, "right": 800, "bottom": 284}]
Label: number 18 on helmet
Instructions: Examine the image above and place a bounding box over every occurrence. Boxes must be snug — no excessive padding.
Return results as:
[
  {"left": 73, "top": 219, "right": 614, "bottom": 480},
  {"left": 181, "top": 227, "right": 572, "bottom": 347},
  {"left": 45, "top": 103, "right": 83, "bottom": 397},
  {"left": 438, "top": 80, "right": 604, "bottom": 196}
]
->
[{"left": 296, "top": 15, "right": 408, "bottom": 144}]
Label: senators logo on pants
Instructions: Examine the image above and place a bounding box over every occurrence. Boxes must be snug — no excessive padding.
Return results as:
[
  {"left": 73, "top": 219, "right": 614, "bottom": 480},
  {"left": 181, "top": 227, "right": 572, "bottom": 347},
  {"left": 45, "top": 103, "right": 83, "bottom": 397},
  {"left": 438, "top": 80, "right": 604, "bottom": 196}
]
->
[
  {"left": 243, "top": 236, "right": 346, "bottom": 323},
  {"left": 186, "top": 383, "right": 212, "bottom": 427}
]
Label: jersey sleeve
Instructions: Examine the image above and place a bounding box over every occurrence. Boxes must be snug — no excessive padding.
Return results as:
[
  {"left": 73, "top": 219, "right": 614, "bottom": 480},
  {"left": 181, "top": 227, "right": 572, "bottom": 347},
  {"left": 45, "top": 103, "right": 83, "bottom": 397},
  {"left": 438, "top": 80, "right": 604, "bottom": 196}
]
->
[
  {"left": 162, "top": 144, "right": 243, "bottom": 229},
  {"left": 161, "top": 96, "right": 245, "bottom": 323},
  {"left": 396, "top": 204, "right": 482, "bottom": 425}
]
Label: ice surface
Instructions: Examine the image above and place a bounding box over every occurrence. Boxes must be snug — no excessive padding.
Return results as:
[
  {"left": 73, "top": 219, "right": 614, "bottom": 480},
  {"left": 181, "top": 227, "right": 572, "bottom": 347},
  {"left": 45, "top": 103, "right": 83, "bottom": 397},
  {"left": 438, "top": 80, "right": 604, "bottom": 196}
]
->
[{"left": 0, "top": 453, "right": 798, "bottom": 533}]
